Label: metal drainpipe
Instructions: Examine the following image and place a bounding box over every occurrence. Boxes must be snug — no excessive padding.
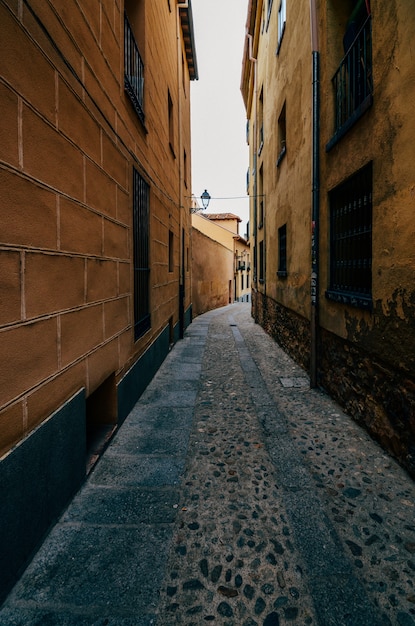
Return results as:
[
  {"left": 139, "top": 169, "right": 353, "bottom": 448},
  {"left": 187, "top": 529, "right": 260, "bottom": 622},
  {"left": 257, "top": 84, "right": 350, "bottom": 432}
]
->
[{"left": 310, "top": 0, "right": 320, "bottom": 388}]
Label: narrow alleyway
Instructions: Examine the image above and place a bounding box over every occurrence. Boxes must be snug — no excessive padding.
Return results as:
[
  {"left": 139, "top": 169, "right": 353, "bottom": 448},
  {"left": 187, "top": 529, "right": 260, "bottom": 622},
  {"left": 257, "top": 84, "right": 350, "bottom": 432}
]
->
[{"left": 1, "top": 303, "right": 415, "bottom": 625}]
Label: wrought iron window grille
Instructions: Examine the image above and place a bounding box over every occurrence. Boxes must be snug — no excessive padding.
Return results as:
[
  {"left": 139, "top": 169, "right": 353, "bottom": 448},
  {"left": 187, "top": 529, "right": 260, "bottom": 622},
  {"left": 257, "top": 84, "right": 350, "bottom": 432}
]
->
[
  {"left": 326, "top": 162, "right": 373, "bottom": 310},
  {"left": 326, "top": 15, "right": 373, "bottom": 151},
  {"left": 124, "top": 13, "right": 145, "bottom": 126},
  {"left": 133, "top": 169, "right": 151, "bottom": 339}
]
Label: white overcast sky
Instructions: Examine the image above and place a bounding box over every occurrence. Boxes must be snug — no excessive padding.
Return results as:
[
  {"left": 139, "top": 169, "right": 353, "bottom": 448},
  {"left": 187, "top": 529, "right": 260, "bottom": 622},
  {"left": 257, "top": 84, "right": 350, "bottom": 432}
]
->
[{"left": 190, "top": 0, "right": 250, "bottom": 235}]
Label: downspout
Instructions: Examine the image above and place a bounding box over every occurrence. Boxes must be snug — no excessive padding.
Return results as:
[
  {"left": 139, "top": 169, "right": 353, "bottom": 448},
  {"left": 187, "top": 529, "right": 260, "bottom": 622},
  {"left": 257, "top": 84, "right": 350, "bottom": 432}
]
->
[{"left": 310, "top": 0, "right": 320, "bottom": 388}]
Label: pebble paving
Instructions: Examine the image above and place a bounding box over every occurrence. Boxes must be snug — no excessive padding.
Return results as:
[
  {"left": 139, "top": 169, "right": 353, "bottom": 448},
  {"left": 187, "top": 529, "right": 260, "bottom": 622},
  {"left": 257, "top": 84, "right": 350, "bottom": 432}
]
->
[
  {"left": 1, "top": 303, "right": 415, "bottom": 626},
  {"left": 157, "top": 305, "right": 415, "bottom": 625}
]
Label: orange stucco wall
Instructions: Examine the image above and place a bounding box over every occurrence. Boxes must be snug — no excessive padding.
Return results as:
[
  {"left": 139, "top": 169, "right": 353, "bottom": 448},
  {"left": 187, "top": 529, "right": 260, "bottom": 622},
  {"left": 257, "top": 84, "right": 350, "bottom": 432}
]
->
[{"left": 0, "top": 0, "right": 194, "bottom": 457}]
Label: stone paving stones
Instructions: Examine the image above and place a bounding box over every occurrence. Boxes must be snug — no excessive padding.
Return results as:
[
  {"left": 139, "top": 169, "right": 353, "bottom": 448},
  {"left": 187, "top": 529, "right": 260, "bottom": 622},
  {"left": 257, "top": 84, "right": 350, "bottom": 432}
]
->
[
  {"left": 157, "top": 305, "right": 415, "bottom": 625},
  {"left": 1, "top": 303, "right": 415, "bottom": 625}
]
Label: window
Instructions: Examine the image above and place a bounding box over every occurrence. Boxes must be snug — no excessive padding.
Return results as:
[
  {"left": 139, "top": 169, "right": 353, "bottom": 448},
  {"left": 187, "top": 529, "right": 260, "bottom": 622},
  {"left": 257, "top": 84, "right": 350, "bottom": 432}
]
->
[
  {"left": 241, "top": 273, "right": 244, "bottom": 291},
  {"left": 258, "top": 165, "right": 264, "bottom": 228},
  {"left": 259, "top": 240, "right": 264, "bottom": 283},
  {"left": 258, "top": 88, "right": 264, "bottom": 155},
  {"left": 326, "top": 162, "right": 372, "bottom": 309},
  {"left": 168, "top": 230, "right": 174, "bottom": 273},
  {"left": 266, "top": 0, "right": 274, "bottom": 30},
  {"left": 277, "top": 102, "right": 287, "bottom": 166},
  {"left": 327, "top": 5, "right": 372, "bottom": 150},
  {"left": 278, "top": 224, "right": 287, "bottom": 277},
  {"left": 168, "top": 90, "right": 175, "bottom": 156},
  {"left": 133, "top": 168, "right": 151, "bottom": 339},
  {"left": 124, "top": 13, "right": 145, "bottom": 125},
  {"left": 184, "top": 150, "right": 188, "bottom": 188},
  {"left": 277, "top": 0, "right": 286, "bottom": 53}
]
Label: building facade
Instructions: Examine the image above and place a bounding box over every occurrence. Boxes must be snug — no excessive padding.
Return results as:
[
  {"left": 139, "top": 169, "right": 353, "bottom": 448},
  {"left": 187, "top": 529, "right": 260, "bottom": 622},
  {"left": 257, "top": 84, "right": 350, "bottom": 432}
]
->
[
  {"left": 192, "top": 212, "right": 250, "bottom": 316},
  {"left": 0, "top": 0, "right": 197, "bottom": 600},
  {"left": 242, "top": 0, "right": 415, "bottom": 476}
]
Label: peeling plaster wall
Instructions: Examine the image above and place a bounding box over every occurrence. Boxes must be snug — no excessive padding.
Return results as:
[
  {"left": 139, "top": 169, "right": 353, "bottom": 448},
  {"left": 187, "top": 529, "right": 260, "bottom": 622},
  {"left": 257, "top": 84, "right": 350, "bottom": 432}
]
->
[{"left": 318, "top": 0, "right": 415, "bottom": 476}]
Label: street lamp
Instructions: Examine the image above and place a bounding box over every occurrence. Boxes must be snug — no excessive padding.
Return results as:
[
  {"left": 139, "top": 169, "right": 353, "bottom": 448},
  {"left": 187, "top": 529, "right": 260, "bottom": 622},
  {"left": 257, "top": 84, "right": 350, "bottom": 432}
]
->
[{"left": 201, "top": 189, "right": 211, "bottom": 210}]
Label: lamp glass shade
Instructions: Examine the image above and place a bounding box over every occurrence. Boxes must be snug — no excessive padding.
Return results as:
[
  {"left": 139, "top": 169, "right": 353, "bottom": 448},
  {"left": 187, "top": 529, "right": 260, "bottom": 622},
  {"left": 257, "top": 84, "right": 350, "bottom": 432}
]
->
[{"left": 201, "top": 189, "right": 211, "bottom": 210}]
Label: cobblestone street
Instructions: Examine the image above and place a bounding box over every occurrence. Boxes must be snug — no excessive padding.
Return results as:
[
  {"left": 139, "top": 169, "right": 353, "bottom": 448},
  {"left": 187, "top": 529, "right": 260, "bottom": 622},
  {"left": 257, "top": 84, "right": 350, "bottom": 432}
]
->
[{"left": 1, "top": 303, "right": 415, "bottom": 625}]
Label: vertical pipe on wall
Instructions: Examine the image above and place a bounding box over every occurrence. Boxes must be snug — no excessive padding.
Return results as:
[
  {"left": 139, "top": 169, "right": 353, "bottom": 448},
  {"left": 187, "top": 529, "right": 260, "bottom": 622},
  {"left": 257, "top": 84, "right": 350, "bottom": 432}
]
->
[{"left": 310, "top": 0, "right": 320, "bottom": 388}]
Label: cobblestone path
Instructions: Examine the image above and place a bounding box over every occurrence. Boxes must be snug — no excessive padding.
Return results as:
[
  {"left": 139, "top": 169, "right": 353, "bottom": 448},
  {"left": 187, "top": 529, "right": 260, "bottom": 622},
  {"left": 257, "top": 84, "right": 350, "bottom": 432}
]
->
[
  {"left": 157, "top": 305, "right": 415, "bottom": 626},
  {"left": 1, "top": 304, "right": 415, "bottom": 625}
]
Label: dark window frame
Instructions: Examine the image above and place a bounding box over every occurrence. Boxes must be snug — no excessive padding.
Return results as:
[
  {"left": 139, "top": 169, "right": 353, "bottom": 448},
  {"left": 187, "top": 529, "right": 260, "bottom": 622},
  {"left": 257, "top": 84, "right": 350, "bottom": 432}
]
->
[
  {"left": 326, "top": 14, "right": 373, "bottom": 151},
  {"left": 259, "top": 240, "right": 265, "bottom": 283},
  {"left": 168, "top": 89, "right": 175, "bottom": 157},
  {"left": 124, "top": 13, "right": 145, "bottom": 126},
  {"left": 326, "top": 162, "right": 373, "bottom": 310},
  {"left": 276, "top": 0, "right": 286, "bottom": 55},
  {"left": 277, "top": 223, "right": 287, "bottom": 278},
  {"left": 168, "top": 229, "right": 174, "bottom": 273},
  {"left": 133, "top": 168, "right": 151, "bottom": 340},
  {"left": 277, "top": 102, "right": 287, "bottom": 166}
]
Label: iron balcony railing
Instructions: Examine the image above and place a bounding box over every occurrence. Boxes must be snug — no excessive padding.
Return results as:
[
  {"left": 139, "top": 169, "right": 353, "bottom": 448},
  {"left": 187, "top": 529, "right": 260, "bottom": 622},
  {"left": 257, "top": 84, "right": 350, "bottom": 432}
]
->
[
  {"left": 124, "top": 14, "right": 145, "bottom": 125},
  {"left": 328, "top": 15, "right": 373, "bottom": 148}
]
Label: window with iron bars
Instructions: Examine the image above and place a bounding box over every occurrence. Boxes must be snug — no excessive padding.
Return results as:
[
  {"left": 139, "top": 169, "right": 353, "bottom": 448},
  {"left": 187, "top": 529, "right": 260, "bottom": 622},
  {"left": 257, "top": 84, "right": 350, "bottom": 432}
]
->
[
  {"left": 327, "top": 13, "right": 373, "bottom": 150},
  {"left": 133, "top": 169, "right": 151, "bottom": 339},
  {"left": 124, "top": 13, "right": 145, "bottom": 125},
  {"left": 326, "top": 162, "right": 372, "bottom": 310},
  {"left": 277, "top": 224, "right": 287, "bottom": 278}
]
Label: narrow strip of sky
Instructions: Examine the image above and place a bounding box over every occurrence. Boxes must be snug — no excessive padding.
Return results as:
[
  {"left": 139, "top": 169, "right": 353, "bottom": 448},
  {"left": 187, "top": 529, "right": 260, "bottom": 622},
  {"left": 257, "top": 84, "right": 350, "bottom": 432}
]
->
[{"left": 191, "top": 0, "right": 249, "bottom": 235}]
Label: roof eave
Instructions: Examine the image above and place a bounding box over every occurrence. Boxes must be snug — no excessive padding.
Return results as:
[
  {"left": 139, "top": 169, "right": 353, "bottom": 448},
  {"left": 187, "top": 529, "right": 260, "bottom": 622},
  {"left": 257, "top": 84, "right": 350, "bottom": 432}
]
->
[{"left": 179, "top": 0, "right": 199, "bottom": 81}]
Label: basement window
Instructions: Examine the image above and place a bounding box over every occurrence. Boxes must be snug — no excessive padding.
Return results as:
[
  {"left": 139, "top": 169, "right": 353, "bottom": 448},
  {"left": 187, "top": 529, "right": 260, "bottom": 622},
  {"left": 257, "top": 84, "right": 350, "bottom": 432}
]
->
[{"left": 86, "top": 374, "right": 117, "bottom": 474}]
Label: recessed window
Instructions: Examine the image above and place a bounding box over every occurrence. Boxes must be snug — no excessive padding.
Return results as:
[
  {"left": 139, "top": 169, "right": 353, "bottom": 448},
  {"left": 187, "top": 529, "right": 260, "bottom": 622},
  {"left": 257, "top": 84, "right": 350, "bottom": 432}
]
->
[
  {"left": 258, "top": 88, "right": 264, "bottom": 156},
  {"left": 326, "top": 4, "right": 372, "bottom": 150},
  {"left": 326, "top": 162, "right": 372, "bottom": 309},
  {"left": 278, "top": 224, "right": 287, "bottom": 277},
  {"left": 133, "top": 168, "right": 151, "bottom": 339},
  {"left": 266, "top": 0, "right": 274, "bottom": 30},
  {"left": 183, "top": 149, "right": 188, "bottom": 188},
  {"left": 168, "top": 89, "right": 175, "bottom": 156},
  {"left": 124, "top": 3, "right": 145, "bottom": 125},
  {"left": 277, "top": 0, "right": 286, "bottom": 53},
  {"left": 169, "top": 230, "right": 174, "bottom": 273},
  {"left": 277, "top": 102, "right": 287, "bottom": 166},
  {"left": 258, "top": 165, "right": 264, "bottom": 228},
  {"left": 259, "top": 240, "right": 265, "bottom": 283}
]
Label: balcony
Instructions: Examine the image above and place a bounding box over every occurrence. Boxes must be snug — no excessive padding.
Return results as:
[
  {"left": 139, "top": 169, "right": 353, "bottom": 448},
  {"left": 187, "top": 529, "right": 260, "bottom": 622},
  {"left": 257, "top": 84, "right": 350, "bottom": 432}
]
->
[
  {"left": 326, "top": 16, "right": 373, "bottom": 151},
  {"left": 124, "top": 14, "right": 145, "bottom": 125}
]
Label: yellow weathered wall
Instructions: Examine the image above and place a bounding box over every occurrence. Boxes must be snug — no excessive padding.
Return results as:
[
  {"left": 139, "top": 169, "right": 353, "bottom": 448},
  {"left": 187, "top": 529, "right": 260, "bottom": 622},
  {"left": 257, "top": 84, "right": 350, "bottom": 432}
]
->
[
  {"left": 191, "top": 229, "right": 234, "bottom": 317},
  {"left": 242, "top": 0, "right": 415, "bottom": 474},
  {"left": 0, "top": 0, "right": 194, "bottom": 456},
  {"left": 244, "top": 0, "right": 312, "bottom": 320}
]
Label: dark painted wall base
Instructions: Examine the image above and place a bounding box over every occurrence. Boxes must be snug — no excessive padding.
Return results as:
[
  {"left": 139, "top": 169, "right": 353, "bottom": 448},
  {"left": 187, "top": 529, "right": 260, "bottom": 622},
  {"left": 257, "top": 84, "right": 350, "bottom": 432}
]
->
[
  {"left": 117, "top": 307, "right": 192, "bottom": 423},
  {"left": 0, "top": 310, "right": 194, "bottom": 606},
  {"left": 0, "top": 389, "right": 86, "bottom": 605},
  {"left": 252, "top": 289, "right": 415, "bottom": 479},
  {"left": 252, "top": 290, "right": 311, "bottom": 372}
]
